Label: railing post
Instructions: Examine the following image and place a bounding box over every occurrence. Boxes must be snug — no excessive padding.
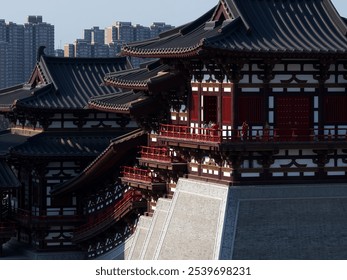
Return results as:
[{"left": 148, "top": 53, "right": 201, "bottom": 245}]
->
[{"left": 310, "top": 128, "right": 315, "bottom": 141}]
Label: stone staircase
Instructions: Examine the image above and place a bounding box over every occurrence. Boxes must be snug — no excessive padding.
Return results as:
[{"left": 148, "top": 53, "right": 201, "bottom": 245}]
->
[
  {"left": 127, "top": 178, "right": 229, "bottom": 260},
  {"left": 127, "top": 215, "right": 153, "bottom": 260},
  {"left": 97, "top": 181, "right": 347, "bottom": 260}
]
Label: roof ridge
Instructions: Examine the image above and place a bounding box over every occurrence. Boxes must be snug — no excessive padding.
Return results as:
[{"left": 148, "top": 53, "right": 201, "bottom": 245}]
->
[{"left": 323, "top": 0, "right": 347, "bottom": 35}]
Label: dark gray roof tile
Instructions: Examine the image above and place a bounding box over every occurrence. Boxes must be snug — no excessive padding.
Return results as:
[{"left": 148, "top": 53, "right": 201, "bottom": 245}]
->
[
  {"left": 104, "top": 60, "right": 171, "bottom": 90},
  {"left": 122, "top": 0, "right": 347, "bottom": 58},
  {"left": 88, "top": 91, "right": 152, "bottom": 113},
  {"left": 15, "top": 56, "right": 131, "bottom": 110},
  {"left": 10, "top": 131, "right": 130, "bottom": 158},
  {"left": 0, "top": 160, "right": 21, "bottom": 189}
]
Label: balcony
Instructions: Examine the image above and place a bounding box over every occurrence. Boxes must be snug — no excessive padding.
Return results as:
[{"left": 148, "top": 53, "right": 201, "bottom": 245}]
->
[
  {"left": 138, "top": 146, "right": 187, "bottom": 171},
  {"left": 13, "top": 208, "right": 82, "bottom": 228},
  {"left": 121, "top": 166, "right": 167, "bottom": 192},
  {"left": 73, "top": 190, "right": 145, "bottom": 243},
  {"left": 0, "top": 221, "right": 16, "bottom": 239},
  {"left": 158, "top": 124, "right": 347, "bottom": 150}
]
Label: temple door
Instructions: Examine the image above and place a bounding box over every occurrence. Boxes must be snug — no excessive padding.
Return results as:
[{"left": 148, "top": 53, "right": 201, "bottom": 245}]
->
[
  {"left": 203, "top": 96, "right": 218, "bottom": 124},
  {"left": 276, "top": 96, "right": 311, "bottom": 141}
]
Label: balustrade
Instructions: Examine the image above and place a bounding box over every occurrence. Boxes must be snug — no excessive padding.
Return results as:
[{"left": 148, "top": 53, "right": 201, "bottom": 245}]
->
[
  {"left": 159, "top": 124, "right": 347, "bottom": 144},
  {"left": 74, "top": 190, "right": 144, "bottom": 242},
  {"left": 122, "top": 166, "right": 163, "bottom": 183}
]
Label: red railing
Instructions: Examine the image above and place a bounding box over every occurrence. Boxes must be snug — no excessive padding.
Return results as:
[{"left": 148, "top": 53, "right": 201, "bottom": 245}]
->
[
  {"left": 14, "top": 208, "right": 81, "bottom": 226},
  {"left": 74, "top": 190, "right": 143, "bottom": 241},
  {"left": 139, "top": 146, "right": 173, "bottom": 162},
  {"left": 122, "top": 166, "right": 156, "bottom": 183},
  {"left": 0, "top": 221, "right": 16, "bottom": 237},
  {"left": 160, "top": 124, "right": 221, "bottom": 143},
  {"left": 159, "top": 124, "right": 347, "bottom": 143}
]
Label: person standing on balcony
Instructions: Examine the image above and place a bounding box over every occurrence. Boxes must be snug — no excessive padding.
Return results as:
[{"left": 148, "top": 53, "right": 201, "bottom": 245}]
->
[
  {"left": 210, "top": 122, "right": 219, "bottom": 140},
  {"left": 241, "top": 121, "right": 249, "bottom": 141},
  {"left": 263, "top": 122, "right": 270, "bottom": 141}
]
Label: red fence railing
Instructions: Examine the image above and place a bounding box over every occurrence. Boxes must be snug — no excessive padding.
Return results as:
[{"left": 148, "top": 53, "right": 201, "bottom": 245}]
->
[
  {"left": 74, "top": 190, "right": 143, "bottom": 241},
  {"left": 159, "top": 124, "right": 347, "bottom": 143},
  {"left": 14, "top": 208, "right": 81, "bottom": 226},
  {"left": 122, "top": 166, "right": 156, "bottom": 183},
  {"left": 139, "top": 146, "right": 173, "bottom": 162},
  {"left": 160, "top": 124, "right": 221, "bottom": 143},
  {"left": 0, "top": 222, "right": 16, "bottom": 237}
]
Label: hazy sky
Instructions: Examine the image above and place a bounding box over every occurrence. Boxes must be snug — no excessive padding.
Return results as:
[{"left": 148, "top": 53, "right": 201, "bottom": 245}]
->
[{"left": 0, "top": 0, "right": 346, "bottom": 49}]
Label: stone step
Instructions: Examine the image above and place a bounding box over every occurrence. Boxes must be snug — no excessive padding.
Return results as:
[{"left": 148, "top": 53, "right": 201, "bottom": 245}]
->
[
  {"left": 141, "top": 198, "right": 172, "bottom": 260},
  {"left": 127, "top": 215, "right": 153, "bottom": 260},
  {"left": 153, "top": 178, "right": 229, "bottom": 260}
]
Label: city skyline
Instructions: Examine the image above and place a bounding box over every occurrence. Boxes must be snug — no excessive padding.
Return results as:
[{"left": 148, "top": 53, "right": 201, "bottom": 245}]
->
[{"left": 1, "top": 0, "right": 346, "bottom": 49}]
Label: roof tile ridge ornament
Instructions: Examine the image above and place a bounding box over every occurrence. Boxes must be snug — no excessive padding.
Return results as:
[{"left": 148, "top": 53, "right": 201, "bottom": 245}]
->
[
  {"left": 228, "top": 0, "right": 251, "bottom": 33},
  {"left": 220, "top": 0, "right": 233, "bottom": 19},
  {"left": 37, "top": 46, "right": 46, "bottom": 62}
]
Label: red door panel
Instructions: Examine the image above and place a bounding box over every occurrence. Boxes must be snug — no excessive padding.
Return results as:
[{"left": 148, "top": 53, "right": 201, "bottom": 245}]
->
[
  {"left": 190, "top": 94, "right": 199, "bottom": 121},
  {"left": 276, "top": 96, "right": 311, "bottom": 141},
  {"left": 203, "top": 96, "right": 218, "bottom": 124}
]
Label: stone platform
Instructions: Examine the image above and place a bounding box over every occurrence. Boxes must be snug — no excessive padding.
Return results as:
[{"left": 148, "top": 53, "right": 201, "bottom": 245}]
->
[{"left": 128, "top": 179, "right": 347, "bottom": 260}]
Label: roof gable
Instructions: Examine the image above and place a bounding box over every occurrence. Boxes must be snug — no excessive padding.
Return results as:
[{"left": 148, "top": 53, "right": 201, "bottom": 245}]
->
[{"left": 15, "top": 55, "right": 132, "bottom": 111}]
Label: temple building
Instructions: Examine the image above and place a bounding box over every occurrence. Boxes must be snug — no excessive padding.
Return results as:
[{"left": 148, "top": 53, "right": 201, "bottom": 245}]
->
[{"left": 0, "top": 0, "right": 347, "bottom": 259}]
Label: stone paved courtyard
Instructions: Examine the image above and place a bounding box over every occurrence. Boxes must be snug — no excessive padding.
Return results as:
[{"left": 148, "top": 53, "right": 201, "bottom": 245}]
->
[{"left": 232, "top": 197, "right": 347, "bottom": 259}]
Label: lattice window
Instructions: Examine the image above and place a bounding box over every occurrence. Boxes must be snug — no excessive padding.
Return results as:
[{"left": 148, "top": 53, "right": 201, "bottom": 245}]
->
[
  {"left": 238, "top": 96, "right": 265, "bottom": 123},
  {"left": 324, "top": 95, "right": 347, "bottom": 123}
]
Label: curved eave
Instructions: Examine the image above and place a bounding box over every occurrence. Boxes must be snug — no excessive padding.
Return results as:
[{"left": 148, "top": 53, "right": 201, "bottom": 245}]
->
[
  {"left": 88, "top": 95, "right": 154, "bottom": 116},
  {"left": 10, "top": 150, "right": 99, "bottom": 159},
  {"left": 13, "top": 102, "right": 90, "bottom": 113},
  {"left": 202, "top": 45, "right": 347, "bottom": 60},
  {"left": 104, "top": 78, "right": 148, "bottom": 91},
  {"left": 51, "top": 129, "right": 146, "bottom": 196},
  {"left": 0, "top": 105, "right": 13, "bottom": 113},
  {"left": 104, "top": 71, "right": 176, "bottom": 92},
  {"left": 88, "top": 101, "right": 131, "bottom": 114},
  {"left": 121, "top": 44, "right": 204, "bottom": 58}
]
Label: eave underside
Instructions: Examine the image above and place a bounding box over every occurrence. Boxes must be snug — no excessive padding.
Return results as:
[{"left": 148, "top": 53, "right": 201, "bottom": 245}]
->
[{"left": 51, "top": 129, "right": 146, "bottom": 196}]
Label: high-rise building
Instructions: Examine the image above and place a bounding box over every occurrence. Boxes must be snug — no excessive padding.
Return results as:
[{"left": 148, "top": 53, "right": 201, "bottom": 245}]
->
[
  {"left": 0, "top": 20, "right": 6, "bottom": 41},
  {"left": 0, "top": 16, "right": 54, "bottom": 89},
  {"left": 133, "top": 24, "right": 150, "bottom": 42},
  {"left": 92, "top": 43, "right": 109, "bottom": 58},
  {"left": 0, "top": 20, "right": 7, "bottom": 89},
  {"left": 150, "top": 22, "right": 174, "bottom": 38},
  {"left": 24, "top": 16, "right": 54, "bottom": 80},
  {"left": 0, "top": 41, "right": 7, "bottom": 89},
  {"left": 66, "top": 22, "right": 174, "bottom": 67},
  {"left": 84, "top": 26, "right": 105, "bottom": 45},
  {"left": 55, "top": 49, "right": 64, "bottom": 57},
  {"left": 74, "top": 39, "right": 92, "bottom": 57},
  {"left": 114, "top": 21, "right": 134, "bottom": 43},
  {"left": 105, "top": 26, "right": 117, "bottom": 45},
  {"left": 6, "top": 22, "right": 24, "bottom": 86},
  {"left": 64, "top": 44, "right": 75, "bottom": 57}
]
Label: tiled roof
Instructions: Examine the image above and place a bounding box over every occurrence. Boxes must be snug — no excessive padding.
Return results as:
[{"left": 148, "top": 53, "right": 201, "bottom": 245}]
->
[
  {"left": 0, "top": 160, "right": 21, "bottom": 189},
  {"left": 104, "top": 60, "right": 172, "bottom": 90},
  {"left": 10, "top": 131, "right": 130, "bottom": 158},
  {"left": 14, "top": 56, "right": 131, "bottom": 111},
  {"left": 122, "top": 0, "right": 347, "bottom": 58},
  {"left": 88, "top": 91, "right": 153, "bottom": 114},
  {"left": 122, "top": 7, "right": 217, "bottom": 58},
  {"left": 51, "top": 129, "right": 146, "bottom": 195},
  {"left": 0, "top": 85, "right": 33, "bottom": 112},
  {"left": 0, "top": 130, "right": 30, "bottom": 156}
]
